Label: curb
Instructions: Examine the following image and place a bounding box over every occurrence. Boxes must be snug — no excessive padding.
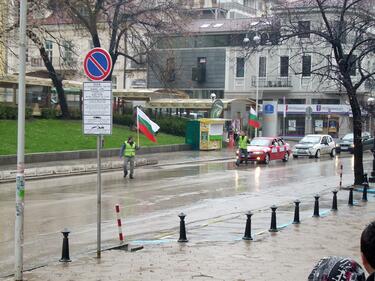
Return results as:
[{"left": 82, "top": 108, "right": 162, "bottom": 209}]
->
[{"left": 0, "top": 158, "right": 158, "bottom": 183}]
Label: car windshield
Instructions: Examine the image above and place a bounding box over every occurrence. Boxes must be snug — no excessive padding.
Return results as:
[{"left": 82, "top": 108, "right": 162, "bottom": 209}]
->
[
  {"left": 250, "top": 139, "right": 271, "bottom": 146},
  {"left": 343, "top": 134, "right": 353, "bottom": 141},
  {"left": 299, "top": 136, "right": 321, "bottom": 144}
]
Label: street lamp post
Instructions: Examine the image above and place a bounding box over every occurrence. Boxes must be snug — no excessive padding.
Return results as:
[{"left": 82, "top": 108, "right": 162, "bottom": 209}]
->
[
  {"left": 244, "top": 33, "right": 261, "bottom": 137},
  {"left": 367, "top": 97, "right": 375, "bottom": 182}
]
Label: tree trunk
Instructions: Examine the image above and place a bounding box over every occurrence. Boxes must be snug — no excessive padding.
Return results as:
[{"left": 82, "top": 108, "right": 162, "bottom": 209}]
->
[
  {"left": 348, "top": 88, "right": 363, "bottom": 185},
  {"left": 39, "top": 47, "right": 70, "bottom": 119}
]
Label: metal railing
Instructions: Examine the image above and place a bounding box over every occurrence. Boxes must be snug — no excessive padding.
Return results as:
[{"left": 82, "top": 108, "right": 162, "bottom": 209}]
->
[{"left": 251, "top": 76, "right": 293, "bottom": 88}]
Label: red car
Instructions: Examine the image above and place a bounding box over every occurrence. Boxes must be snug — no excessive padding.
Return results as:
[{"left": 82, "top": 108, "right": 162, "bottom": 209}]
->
[{"left": 236, "top": 137, "right": 291, "bottom": 164}]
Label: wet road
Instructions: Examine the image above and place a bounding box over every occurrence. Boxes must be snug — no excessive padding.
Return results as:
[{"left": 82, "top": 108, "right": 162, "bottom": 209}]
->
[{"left": 0, "top": 153, "right": 372, "bottom": 277}]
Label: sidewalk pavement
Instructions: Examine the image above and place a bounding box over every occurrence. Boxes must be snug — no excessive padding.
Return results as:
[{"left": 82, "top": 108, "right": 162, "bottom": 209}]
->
[
  {"left": 3, "top": 189, "right": 374, "bottom": 281},
  {"left": 0, "top": 149, "right": 236, "bottom": 183}
]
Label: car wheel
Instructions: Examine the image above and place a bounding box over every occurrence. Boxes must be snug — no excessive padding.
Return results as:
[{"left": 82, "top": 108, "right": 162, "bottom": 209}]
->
[
  {"left": 315, "top": 149, "right": 321, "bottom": 159},
  {"left": 282, "top": 153, "right": 289, "bottom": 162},
  {"left": 330, "top": 148, "right": 336, "bottom": 157},
  {"left": 264, "top": 153, "right": 270, "bottom": 164},
  {"left": 292, "top": 155, "right": 298, "bottom": 159}
]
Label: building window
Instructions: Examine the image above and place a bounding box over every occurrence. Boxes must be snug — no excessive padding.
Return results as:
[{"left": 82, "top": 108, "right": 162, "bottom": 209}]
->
[
  {"left": 166, "top": 57, "right": 176, "bottom": 81},
  {"left": 312, "top": 99, "right": 340, "bottom": 104},
  {"left": 280, "top": 56, "right": 289, "bottom": 77},
  {"left": 236, "top": 57, "right": 244, "bottom": 78},
  {"left": 45, "top": 40, "right": 53, "bottom": 63},
  {"left": 298, "top": 21, "right": 310, "bottom": 38},
  {"left": 259, "top": 56, "right": 267, "bottom": 77},
  {"left": 130, "top": 52, "right": 147, "bottom": 69},
  {"left": 62, "top": 40, "right": 73, "bottom": 63},
  {"left": 302, "top": 55, "right": 311, "bottom": 77},
  {"left": 111, "top": 76, "right": 117, "bottom": 89}
]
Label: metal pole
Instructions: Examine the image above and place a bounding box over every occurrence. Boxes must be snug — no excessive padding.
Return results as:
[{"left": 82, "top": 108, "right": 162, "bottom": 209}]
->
[
  {"left": 97, "top": 135, "right": 102, "bottom": 258},
  {"left": 15, "top": 1, "right": 27, "bottom": 280},
  {"left": 255, "top": 75, "right": 259, "bottom": 137}
]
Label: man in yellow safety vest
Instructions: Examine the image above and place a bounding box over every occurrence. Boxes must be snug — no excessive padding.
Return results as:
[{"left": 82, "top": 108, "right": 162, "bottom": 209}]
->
[
  {"left": 120, "top": 136, "right": 138, "bottom": 179},
  {"left": 236, "top": 131, "right": 250, "bottom": 166}
]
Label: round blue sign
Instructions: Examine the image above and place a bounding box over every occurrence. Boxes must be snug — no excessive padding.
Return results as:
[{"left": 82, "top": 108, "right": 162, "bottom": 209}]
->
[
  {"left": 264, "top": 104, "right": 274, "bottom": 114},
  {"left": 83, "top": 48, "right": 112, "bottom": 81}
]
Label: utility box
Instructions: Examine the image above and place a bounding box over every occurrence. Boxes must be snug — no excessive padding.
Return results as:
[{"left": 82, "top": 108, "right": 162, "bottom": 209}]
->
[
  {"left": 186, "top": 120, "right": 200, "bottom": 150},
  {"left": 186, "top": 119, "right": 225, "bottom": 151}
]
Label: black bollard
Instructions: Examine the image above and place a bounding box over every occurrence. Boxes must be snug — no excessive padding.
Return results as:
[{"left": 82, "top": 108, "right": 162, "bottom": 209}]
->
[
  {"left": 348, "top": 187, "right": 354, "bottom": 206},
  {"left": 332, "top": 190, "right": 338, "bottom": 211},
  {"left": 293, "top": 200, "right": 301, "bottom": 224},
  {"left": 313, "top": 194, "right": 320, "bottom": 217},
  {"left": 242, "top": 211, "right": 253, "bottom": 240},
  {"left": 362, "top": 182, "right": 368, "bottom": 202},
  {"left": 269, "top": 205, "right": 278, "bottom": 232},
  {"left": 59, "top": 228, "right": 71, "bottom": 262},
  {"left": 178, "top": 212, "right": 188, "bottom": 243},
  {"left": 363, "top": 173, "right": 368, "bottom": 184}
]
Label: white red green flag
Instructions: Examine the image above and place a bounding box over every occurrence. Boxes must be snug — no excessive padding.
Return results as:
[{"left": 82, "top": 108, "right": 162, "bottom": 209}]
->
[
  {"left": 248, "top": 108, "right": 261, "bottom": 128},
  {"left": 137, "top": 107, "right": 160, "bottom": 143}
]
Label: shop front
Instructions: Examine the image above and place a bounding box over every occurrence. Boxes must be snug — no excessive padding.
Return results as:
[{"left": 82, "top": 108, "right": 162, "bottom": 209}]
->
[{"left": 277, "top": 104, "right": 351, "bottom": 138}]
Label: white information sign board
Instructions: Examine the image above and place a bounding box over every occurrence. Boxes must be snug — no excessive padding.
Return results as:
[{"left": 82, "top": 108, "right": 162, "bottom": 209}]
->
[{"left": 83, "top": 81, "right": 112, "bottom": 135}]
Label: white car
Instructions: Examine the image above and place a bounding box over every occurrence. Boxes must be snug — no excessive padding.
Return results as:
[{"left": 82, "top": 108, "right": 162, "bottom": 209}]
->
[{"left": 292, "top": 134, "right": 336, "bottom": 158}]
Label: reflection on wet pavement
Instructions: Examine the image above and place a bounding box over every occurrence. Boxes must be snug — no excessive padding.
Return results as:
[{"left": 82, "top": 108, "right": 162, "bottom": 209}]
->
[{"left": 0, "top": 153, "right": 372, "bottom": 276}]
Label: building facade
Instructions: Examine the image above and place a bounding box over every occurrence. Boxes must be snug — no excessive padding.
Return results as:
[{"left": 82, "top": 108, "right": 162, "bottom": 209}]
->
[{"left": 148, "top": 9, "right": 375, "bottom": 137}]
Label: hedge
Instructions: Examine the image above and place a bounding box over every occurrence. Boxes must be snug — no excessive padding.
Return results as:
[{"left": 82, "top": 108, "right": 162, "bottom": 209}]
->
[
  {"left": 0, "top": 104, "right": 32, "bottom": 119},
  {"left": 113, "top": 113, "right": 187, "bottom": 137}
]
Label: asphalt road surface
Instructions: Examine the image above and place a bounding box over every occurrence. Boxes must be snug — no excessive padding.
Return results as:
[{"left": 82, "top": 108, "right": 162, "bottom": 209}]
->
[{"left": 0, "top": 152, "right": 371, "bottom": 277}]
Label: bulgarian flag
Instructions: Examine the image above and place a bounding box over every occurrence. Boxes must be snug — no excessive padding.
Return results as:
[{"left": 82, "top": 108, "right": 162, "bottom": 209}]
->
[
  {"left": 137, "top": 107, "right": 160, "bottom": 142},
  {"left": 248, "top": 108, "right": 261, "bottom": 128}
]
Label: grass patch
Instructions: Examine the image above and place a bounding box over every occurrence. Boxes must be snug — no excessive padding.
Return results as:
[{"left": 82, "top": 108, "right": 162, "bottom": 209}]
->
[{"left": 0, "top": 119, "right": 185, "bottom": 155}]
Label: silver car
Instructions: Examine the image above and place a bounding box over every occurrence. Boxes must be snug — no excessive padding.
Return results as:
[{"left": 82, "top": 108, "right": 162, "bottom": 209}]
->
[{"left": 292, "top": 134, "right": 336, "bottom": 158}]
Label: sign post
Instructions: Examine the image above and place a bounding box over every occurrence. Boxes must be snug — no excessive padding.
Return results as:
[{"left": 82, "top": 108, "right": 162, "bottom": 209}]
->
[{"left": 83, "top": 48, "right": 112, "bottom": 259}]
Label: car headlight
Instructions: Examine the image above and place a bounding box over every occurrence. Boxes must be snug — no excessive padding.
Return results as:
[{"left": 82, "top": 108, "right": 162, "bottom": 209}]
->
[
  {"left": 336, "top": 144, "right": 340, "bottom": 147},
  {"left": 351, "top": 144, "right": 355, "bottom": 148},
  {"left": 236, "top": 150, "right": 239, "bottom": 154}
]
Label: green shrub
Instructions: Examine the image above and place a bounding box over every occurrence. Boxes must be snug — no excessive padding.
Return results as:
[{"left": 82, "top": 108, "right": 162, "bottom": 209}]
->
[
  {"left": 153, "top": 116, "right": 187, "bottom": 137},
  {"left": 69, "top": 109, "right": 82, "bottom": 120},
  {"left": 113, "top": 113, "right": 134, "bottom": 127},
  {"left": 0, "top": 103, "right": 32, "bottom": 120},
  {"left": 41, "top": 108, "right": 57, "bottom": 119},
  {"left": 113, "top": 113, "right": 187, "bottom": 137}
]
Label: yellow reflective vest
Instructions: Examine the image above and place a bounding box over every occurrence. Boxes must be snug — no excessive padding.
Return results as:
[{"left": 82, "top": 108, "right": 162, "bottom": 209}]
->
[
  {"left": 238, "top": 136, "right": 248, "bottom": 149},
  {"left": 124, "top": 142, "right": 136, "bottom": 157}
]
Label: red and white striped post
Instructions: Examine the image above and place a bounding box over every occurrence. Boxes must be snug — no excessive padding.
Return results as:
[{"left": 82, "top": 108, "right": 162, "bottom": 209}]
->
[
  {"left": 115, "top": 204, "right": 124, "bottom": 243},
  {"left": 339, "top": 164, "right": 343, "bottom": 189}
]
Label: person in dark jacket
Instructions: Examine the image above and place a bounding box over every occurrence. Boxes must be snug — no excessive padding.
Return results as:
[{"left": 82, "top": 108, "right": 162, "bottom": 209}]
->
[
  {"left": 308, "top": 256, "right": 365, "bottom": 281},
  {"left": 361, "top": 221, "right": 375, "bottom": 281}
]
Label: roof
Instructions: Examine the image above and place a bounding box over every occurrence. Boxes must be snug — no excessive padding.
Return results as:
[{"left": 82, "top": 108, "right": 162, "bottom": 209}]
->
[
  {"left": 0, "top": 75, "right": 190, "bottom": 101},
  {"left": 180, "top": 18, "right": 262, "bottom": 34},
  {"left": 145, "top": 98, "right": 255, "bottom": 109},
  {"left": 0, "top": 75, "right": 81, "bottom": 89}
]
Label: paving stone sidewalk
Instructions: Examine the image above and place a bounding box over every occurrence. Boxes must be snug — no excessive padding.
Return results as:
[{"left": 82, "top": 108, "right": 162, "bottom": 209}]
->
[{"left": 4, "top": 192, "right": 375, "bottom": 281}]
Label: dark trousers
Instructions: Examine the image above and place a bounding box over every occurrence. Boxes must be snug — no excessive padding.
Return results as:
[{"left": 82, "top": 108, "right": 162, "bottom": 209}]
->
[{"left": 236, "top": 148, "right": 248, "bottom": 165}]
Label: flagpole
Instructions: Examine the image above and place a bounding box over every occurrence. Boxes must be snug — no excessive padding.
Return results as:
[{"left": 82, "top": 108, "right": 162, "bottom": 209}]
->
[{"left": 136, "top": 107, "right": 140, "bottom": 146}]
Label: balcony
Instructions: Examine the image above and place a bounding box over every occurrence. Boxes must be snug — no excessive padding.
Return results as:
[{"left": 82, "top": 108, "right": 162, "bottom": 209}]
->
[
  {"left": 251, "top": 76, "right": 293, "bottom": 88},
  {"left": 29, "top": 56, "right": 77, "bottom": 69}
]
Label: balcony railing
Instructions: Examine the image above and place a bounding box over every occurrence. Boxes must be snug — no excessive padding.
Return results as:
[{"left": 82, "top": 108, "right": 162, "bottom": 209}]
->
[
  {"left": 251, "top": 76, "right": 293, "bottom": 88},
  {"left": 29, "top": 57, "right": 77, "bottom": 69}
]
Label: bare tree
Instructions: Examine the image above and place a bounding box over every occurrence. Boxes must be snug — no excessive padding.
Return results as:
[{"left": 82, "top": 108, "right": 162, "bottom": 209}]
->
[
  {"left": 246, "top": 0, "right": 375, "bottom": 184},
  {"left": 2, "top": 0, "right": 75, "bottom": 118},
  {"left": 52, "top": 0, "right": 190, "bottom": 81}
]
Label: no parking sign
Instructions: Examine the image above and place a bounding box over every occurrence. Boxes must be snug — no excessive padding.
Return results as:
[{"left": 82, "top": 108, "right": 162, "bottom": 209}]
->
[{"left": 83, "top": 48, "right": 112, "bottom": 81}]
